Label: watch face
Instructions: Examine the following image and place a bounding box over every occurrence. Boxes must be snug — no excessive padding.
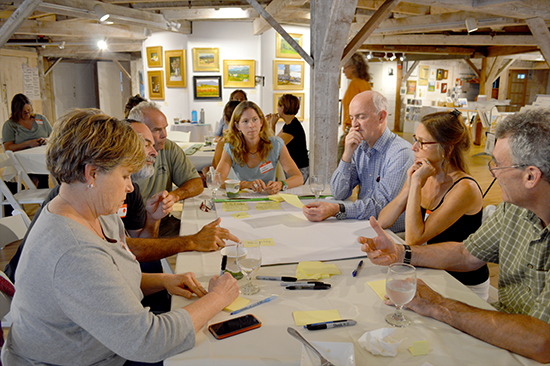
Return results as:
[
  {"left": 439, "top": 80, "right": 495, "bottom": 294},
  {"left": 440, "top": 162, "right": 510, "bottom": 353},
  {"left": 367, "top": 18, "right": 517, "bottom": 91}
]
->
[{"left": 335, "top": 211, "right": 346, "bottom": 220}]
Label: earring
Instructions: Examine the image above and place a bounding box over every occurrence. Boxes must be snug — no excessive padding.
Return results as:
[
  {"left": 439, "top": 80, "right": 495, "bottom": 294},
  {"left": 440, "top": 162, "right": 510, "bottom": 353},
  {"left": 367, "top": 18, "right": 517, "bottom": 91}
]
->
[{"left": 87, "top": 182, "right": 95, "bottom": 189}]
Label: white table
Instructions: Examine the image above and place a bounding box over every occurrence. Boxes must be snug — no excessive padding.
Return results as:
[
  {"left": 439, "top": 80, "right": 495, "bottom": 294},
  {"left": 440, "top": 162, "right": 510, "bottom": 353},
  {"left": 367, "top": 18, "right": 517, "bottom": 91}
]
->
[
  {"left": 171, "top": 124, "right": 213, "bottom": 143},
  {"left": 13, "top": 146, "right": 49, "bottom": 175},
  {"left": 167, "top": 192, "right": 539, "bottom": 366},
  {"left": 177, "top": 142, "right": 215, "bottom": 172}
]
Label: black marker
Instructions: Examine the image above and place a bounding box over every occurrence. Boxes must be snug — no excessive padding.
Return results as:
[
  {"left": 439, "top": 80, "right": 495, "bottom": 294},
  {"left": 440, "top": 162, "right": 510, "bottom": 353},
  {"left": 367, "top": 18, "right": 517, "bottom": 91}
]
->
[{"left": 220, "top": 255, "right": 227, "bottom": 276}]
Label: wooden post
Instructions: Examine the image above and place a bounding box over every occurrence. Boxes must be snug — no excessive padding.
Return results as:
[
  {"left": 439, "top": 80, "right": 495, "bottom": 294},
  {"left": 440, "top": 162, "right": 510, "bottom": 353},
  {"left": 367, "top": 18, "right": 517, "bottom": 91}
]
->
[
  {"left": 36, "top": 48, "right": 53, "bottom": 123},
  {"left": 394, "top": 60, "right": 403, "bottom": 132}
]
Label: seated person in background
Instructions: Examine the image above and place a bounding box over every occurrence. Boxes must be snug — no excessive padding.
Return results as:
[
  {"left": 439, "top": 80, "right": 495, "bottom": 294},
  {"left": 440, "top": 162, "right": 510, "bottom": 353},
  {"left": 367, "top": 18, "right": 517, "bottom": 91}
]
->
[
  {"left": 267, "top": 94, "right": 309, "bottom": 183},
  {"left": 214, "top": 89, "right": 247, "bottom": 141},
  {"left": 124, "top": 94, "right": 146, "bottom": 118},
  {"left": 216, "top": 101, "right": 303, "bottom": 194},
  {"left": 2, "top": 93, "right": 52, "bottom": 188},
  {"left": 202, "top": 100, "right": 241, "bottom": 177},
  {"left": 303, "top": 91, "right": 413, "bottom": 230},
  {"left": 2, "top": 109, "right": 239, "bottom": 365},
  {"left": 378, "top": 110, "right": 489, "bottom": 300},
  {"left": 129, "top": 101, "right": 204, "bottom": 237},
  {"left": 361, "top": 109, "right": 550, "bottom": 364}
]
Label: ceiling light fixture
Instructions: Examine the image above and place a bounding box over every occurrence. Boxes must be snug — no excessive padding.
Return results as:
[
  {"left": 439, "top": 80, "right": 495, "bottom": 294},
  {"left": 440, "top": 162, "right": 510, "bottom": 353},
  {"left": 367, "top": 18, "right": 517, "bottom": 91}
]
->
[
  {"left": 58, "top": 41, "right": 65, "bottom": 50},
  {"left": 97, "top": 39, "right": 107, "bottom": 50},
  {"left": 465, "top": 17, "right": 478, "bottom": 33},
  {"left": 94, "top": 4, "right": 110, "bottom": 22},
  {"left": 399, "top": 54, "right": 405, "bottom": 61},
  {"left": 366, "top": 52, "right": 372, "bottom": 60},
  {"left": 390, "top": 54, "right": 396, "bottom": 61}
]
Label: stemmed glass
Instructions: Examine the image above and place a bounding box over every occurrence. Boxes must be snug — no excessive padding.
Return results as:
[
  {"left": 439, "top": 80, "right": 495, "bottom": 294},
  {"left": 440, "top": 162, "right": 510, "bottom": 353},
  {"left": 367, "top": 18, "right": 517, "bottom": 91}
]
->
[
  {"left": 236, "top": 241, "right": 262, "bottom": 295},
  {"left": 206, "top": 171, "right": 222, "bottom": 201},
  {"left": 385, "top": 263, "right": 417, "bottom": 327},
  {"left": 309, "top": 175, "right": 325, "bottom": 201}
]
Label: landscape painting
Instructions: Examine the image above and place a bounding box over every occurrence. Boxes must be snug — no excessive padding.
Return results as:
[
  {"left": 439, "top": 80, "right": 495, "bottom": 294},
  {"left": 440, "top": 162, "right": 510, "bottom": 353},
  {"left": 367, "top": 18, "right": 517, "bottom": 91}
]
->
[
  {"left": 193, "top": 75, "right": 222, "bottom": 100},
  {"left": 223, "top": 60, "right": 255, "bottom": 88},
  {"left": 273, "top": 60, "right": 304, "bottom": 90},
  {"left": 193, "top": 48, "right": 219, "bottom": 72}
]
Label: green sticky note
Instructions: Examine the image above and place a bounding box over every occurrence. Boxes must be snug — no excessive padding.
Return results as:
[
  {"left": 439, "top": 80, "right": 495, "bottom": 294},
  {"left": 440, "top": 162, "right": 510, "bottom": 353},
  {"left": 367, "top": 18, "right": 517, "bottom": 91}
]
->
[
  {"left": 255, "top": 201, "right": 282, "bottom": 211},
  {"left": 223, "top": 202, "right": 249, "bottom": 212},
  {"left": 231, "top": 212, "right": 250, "bottom": 219},
  {"left": 409, "top": 341, "right": 429, "bottom": 356}
]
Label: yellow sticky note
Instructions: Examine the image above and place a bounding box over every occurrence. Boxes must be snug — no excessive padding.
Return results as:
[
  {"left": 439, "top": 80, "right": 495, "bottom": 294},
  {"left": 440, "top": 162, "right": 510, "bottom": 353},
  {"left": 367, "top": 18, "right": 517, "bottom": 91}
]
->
[
  {"left": 258, "top": 238, "right": 275, "bottom": 246},
  {"left": 231, "top": 212, "right": 250, "bottom": 219},
  {"left": 256, "top": 201, "right": 282, "bottom": 211},
  {"left": 242, "top": 240, "right": 260, "bottom": 247},
  {"left": 293, "top": 310, "right": 341, "bottom": 326},
  {"left": 409, "top": 341, "right": 430, "bottom": 356},
  {"left": 279, "top": 193, "right": 304, "bottom": 208},
  {"left": 223, "top": 202, "right": 249, "bottom": 212},
  {"left": 367, "top": 279, "right": 387, "bottom": 300},
  {"left": 223, "top": 297, "right": 251, "bottom": 312},
  {"left": 296, "top": 261, "right": 341, "bottom": 280},
  {"left": 268, "top": 195, "right": 285, "bottom": 203}
]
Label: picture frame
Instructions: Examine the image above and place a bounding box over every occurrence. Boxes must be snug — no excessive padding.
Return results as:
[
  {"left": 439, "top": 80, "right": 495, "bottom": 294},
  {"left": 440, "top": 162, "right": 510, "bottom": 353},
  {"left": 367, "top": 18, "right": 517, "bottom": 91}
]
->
[
  {"left": 146, "top": 46, "right": 163, "bottom": 68},
  {"left": 148, "top": 70, "right": 164, "bottom": 100},
  {"left": 223, "top": 60, "right": 255, "bottom": 88},
  {"left": 164, "top": 50, "right": 186, "bottom": 88},
  {"left": 273, "top": 92, "right": 305, "bottom": 121},
  {"left": 428, "top": 81, "right": 435, "bottom": 92},
  {"left": 419, "top": 65, "right": 429, "bottom": 86},
  {"left": 406, "top": 80, "right": 417, "bottom": 95},
  {"left": 441, "top": 83, "right": 448, "bottom": 93},
  {"left": 276, "top": 33, "right": 303, "bottom": 59},
  {"left": 443, "top": 69, "right": 449, "bottom": 79},
  {"left": 193, "top": 75, "right": 222, "bottom": 100},
  {"left": 192, "top": 48, "right": 220, "bottom": 72},
  {"left": 273, "top": 60, "right": 304, "bottom": 90},
  {"left": 436, "top": 68, "right": 443, "bottom": 80}
]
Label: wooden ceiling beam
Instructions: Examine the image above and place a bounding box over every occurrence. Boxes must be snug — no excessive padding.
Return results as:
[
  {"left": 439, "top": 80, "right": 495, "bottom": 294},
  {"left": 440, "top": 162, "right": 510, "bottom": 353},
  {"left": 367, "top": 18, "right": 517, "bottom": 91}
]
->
[
  {"left": 486, "top": 45, "right": 539, "bottom": 57},
  {"left": 162, "top": 8, "right": 258, "bottom": 21},
  {"left": 362, "top": 34, "right": 536, "bottom": 46},
  {"left": 526, "top": 17, "right": 550, "bottom": 67},
  {"left": 360, "top": 44, "right": 476, "bottom": 55},
  {"left": 252, "top": 0, "right": 308, "bottom": 35},
  {"left": 0, "top": 0, "right": 43, "bottom": 49},
  {"left": 356, "top": 1, "right": 430, "bottom": 15},
  {"left": 10, "top": 20, "right": 147, "bottom": 39}
]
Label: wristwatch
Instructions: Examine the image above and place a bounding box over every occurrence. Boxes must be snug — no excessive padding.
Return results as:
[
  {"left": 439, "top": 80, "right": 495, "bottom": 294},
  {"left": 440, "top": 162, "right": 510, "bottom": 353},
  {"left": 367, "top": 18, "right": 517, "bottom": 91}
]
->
[
  {"left": 335, "top": 203, "right": 346, "bottom": 220},
  {"left": 281, "top": 181, "right": 288, "bottom": 191},
  {"left": 403, "top": 244, "right": 412, "bottom": 264}
]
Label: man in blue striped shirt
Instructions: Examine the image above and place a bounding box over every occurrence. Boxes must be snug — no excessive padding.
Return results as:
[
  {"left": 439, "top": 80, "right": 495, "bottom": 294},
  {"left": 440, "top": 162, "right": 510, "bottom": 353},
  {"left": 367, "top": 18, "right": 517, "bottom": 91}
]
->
[{"left": 303, "top": 91, "right": 413, "bottom": 232}]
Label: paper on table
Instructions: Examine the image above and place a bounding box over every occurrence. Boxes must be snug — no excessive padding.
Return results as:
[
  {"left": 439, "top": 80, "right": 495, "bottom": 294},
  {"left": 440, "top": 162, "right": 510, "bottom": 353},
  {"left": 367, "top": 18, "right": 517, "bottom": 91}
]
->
[
  {"left": 231, "top": 212, "right": 250, "bottom": 219},
  {"left": 255, "top": 201, "right": 282, "bottom": 211},
  {"left": 367, "top": 279, "right": 387, "bottom": 300},
  {"left": 296, "top": 261, "right": 341, "bottom": 280},
  {"left": 293, "top": 309, "right": 341, "bottom": 326},
  {"left": 224, "top": 297, "right": 251, "bottom": 312},
  {"left": 358, "top": 327, "right": 402, "bottom": 357},
  {"left": 409, "top": 341, "right": 430, "bottom": 356},
  {"left": 268, "top": 195, "right": 284, "bottom": 202},
  {"left": 279, "top": 193, "right": 304, "bottom": 208},
  {"left": 242, "top": 238, "right": 275, "bottom": 247},
  {"left": 223, "top": 202, "right": 249, "bottom": 212}
]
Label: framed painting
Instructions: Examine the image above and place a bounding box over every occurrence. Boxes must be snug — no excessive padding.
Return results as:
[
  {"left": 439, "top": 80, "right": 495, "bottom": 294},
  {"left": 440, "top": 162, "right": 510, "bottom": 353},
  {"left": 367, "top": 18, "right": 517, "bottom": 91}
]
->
[
  {"left": 406, "top": 80, "right": 417, "bottom": 95},
  {"left": 273, "top": 60, "right": 304, "bottom": 90},
  {"left": 428, "top": 81, "right": 435, "bottom": 92},
  {"left": 192, "top": 48, "right": 219, "bottom": 72},
  {"left": 223, "top": 60, "right": 255, "bottom": 88},
  {"left": 273, "top": 92, "right": 305, "bottom": 121},
  {"left": 146, "top": 46, "right": 163, "bottom": 68},
  {"left": 419, "top": 65, "right": 429, "bottom": 86},
  {"left": 436, "top": 68, "right": 443, "bottom": 80},
  {"left": 165, "top": 50, "right": 186, "bottom": 88},
  {"left": 193, "top": 75, "right": 222, "bottom": 100},
  {"left": 443, "top": 69, "right": 449, "bottom": 79},
  {"left": 441, "top": 83, "right": 448, "bottom": 93},
  {"left": 148, "top": 70, "right": 164, "bottom": 100},
  {"left": 276, "top": 33, "right": 303, "bottom": 59}
]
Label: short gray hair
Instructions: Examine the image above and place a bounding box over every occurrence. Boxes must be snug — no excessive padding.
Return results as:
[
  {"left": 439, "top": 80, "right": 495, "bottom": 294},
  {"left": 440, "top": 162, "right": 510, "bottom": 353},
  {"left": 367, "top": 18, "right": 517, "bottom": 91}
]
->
[
  {"left": 127, "top": 101, "right": 161, "bottom": 122},
  {"left": 371, "top": 91, "right": 388, "bottom": 115},
  {"left": 495, "top": 108, "right": 550, "bottom": 182}
]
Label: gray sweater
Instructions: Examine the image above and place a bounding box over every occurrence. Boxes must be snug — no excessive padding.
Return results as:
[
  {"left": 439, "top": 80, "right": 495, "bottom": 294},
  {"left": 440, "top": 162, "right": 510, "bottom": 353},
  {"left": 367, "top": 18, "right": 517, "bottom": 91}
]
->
[{"left": 2, "top": 204, "right": 195, "bottom": 365}]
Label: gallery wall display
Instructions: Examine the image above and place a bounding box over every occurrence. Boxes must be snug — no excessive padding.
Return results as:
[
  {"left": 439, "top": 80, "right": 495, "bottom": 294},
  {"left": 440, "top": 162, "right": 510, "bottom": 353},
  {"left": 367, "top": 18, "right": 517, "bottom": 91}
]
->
[
  {"left": 441, "top": 83, "right": 448, "bottom": 93},
  {"left": 165, "top": 50, "right": 186, "bottom": 88},
  {"left": 443, "top": 69, "right": 449, "bottom": 79},
  {"left": 419, "top": 65, "right": 429, "bottom": 86},
  {"left": 276, "top": 33, "right": 303, "bottom": 59},
  {"left": 406, "top": 80, "right": 417, "bottom": 95},
  {"left": 223, "top": 60, "right": 255, "bottom": 88},
  {"left": 193, "top": 75, "right": 222, "bottom": 100},
  {"left": 148, "top": 70, "right": 165, "bottom": 100},
  {"left": 193, "top": 48, "right": 220, "bottom": 72},
  {"left": 273, "top": 92, "right": 305, "bottom": 121},
  {"left": 146, "top": 46, "right": 163, "bottom": 68},
  {"left": 428, "top": 81, "right": 435, "bottom": 92},
  {"left": 436, "top": 68, "right": 443, "bottom": 80},
  {"left": 273, "top": 60, "right": 304, "bottom": 90}
]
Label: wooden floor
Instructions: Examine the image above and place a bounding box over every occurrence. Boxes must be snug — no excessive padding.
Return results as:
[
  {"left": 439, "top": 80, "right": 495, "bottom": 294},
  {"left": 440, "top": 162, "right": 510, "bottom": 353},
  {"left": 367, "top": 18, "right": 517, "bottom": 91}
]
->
[{"left": 0, "top": 137, "right": 501, "bottom": 287}]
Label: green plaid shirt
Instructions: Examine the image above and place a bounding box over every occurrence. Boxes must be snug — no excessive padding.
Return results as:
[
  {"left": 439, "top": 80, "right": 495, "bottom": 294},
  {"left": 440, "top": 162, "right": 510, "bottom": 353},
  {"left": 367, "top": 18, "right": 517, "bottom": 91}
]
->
[{"left": 464, "top": 202, "right": 550, "bottom": 323}]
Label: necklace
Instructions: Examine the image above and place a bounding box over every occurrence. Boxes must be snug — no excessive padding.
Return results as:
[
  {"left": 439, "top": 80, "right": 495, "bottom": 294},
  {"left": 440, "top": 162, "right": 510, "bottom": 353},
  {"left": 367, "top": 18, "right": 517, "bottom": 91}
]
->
[
  {"left": 249, "top": 149, "right": 259, "bottom": 157},
  {"left": 58, "top": 194, "right": 105, "bottom": 240}
]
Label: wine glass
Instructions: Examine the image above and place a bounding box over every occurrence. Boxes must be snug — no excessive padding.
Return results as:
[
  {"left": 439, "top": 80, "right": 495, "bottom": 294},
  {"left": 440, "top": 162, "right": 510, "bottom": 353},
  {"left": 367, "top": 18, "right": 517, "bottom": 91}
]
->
[
  {"left": 206, "top": 171, "right": 222, "bottom": 200},
  {"left": 309, "top": 175, "right": 325, "bottom": 201},
  {"left": 236, "top": 241, "right": 262, "bottom": 295},
  {"left": 385, "top": 263, "right": 417, "bottom": 327}
]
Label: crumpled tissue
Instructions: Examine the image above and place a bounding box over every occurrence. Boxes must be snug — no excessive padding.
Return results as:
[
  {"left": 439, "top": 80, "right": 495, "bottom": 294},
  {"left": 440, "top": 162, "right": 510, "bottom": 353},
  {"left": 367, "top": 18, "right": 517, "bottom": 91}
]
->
[{"left": 358, "top": 327, "right": 403, "bottom": 356}]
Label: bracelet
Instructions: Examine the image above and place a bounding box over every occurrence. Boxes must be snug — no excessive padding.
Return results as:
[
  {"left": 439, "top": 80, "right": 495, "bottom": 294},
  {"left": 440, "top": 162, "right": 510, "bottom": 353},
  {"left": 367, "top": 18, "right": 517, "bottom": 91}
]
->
[{"left": 403, "top": 244, "right": 412, "bottom": 264}]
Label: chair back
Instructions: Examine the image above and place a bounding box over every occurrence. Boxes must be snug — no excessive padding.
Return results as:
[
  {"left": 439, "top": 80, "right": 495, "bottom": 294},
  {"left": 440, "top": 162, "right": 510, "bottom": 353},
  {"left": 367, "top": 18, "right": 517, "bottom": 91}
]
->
[
  {"left": 167, "top": 130, "right": 191, "bottom": 143},
  {"left": 4, "top": 151, "right": 38, "bottom": 190},
  {"left": 0, "top": 209, "right": 30, "bottom": 249}
]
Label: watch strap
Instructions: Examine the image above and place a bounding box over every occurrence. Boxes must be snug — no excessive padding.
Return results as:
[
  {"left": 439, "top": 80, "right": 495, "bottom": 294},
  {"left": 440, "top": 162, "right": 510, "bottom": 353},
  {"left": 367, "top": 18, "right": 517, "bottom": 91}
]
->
[
  {"left": 281, "top": 180, "right": 288, "bottom": 191},
  {"left": 403, "top": 244, "right": 412, "bottom": 264},
  {"left": 335, "top": 203, "right": 346, "bottom": 220}
]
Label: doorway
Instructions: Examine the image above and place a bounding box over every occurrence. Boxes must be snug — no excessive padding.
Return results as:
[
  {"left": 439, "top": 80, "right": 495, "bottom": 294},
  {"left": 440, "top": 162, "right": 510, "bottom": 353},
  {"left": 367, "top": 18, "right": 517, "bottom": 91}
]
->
[{"left": 506, "top": 70, "right": 527, "bottom": 112}]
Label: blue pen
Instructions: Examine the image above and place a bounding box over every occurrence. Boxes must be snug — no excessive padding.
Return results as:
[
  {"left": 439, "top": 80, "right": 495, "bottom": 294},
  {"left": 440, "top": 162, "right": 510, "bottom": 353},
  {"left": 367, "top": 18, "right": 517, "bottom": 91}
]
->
[
  {"left": 352, "top": 260, "right": 363, "bottom": 277},
  {"left": 230, "top": 295, "right": 278, "bottom": 315}
]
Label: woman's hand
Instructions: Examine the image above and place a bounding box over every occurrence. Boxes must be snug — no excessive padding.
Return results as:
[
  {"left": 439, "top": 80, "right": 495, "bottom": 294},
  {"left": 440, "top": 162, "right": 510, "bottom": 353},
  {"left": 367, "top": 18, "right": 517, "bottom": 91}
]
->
[
  {"left": 163, "top": 272, "right": 208, "bottom": 299},
  {"left": 208, "top": 273, "right": 239, "bottom": 306},
  {"left": 265, "top": 181, "right": 284, "bottom": 194},
  {"left": 246, "top": 179, "right": 266, "bottom": 193},
  {"left": 266, "top": 113, "right": 280, "bottom": 129},
  {"left": 410, "top": 158, "right": 436, "bottom": 187}
]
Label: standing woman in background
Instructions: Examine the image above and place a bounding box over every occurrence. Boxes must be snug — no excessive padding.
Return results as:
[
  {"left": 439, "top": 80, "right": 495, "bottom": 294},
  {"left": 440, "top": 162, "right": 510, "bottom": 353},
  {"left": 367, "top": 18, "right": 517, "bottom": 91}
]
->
[
  {"left": 338, "top": 53, "right": 371, "bottom": 161},
  {"left": 2, "top": 93, "right": 52, "bottom": 188}
]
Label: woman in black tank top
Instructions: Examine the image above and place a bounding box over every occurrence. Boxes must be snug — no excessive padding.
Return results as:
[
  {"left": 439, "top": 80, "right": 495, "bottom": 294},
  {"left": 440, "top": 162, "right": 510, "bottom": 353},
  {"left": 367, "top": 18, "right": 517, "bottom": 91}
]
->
[{"left": 378, "top": 110, "right": 490, "bottom": 298}]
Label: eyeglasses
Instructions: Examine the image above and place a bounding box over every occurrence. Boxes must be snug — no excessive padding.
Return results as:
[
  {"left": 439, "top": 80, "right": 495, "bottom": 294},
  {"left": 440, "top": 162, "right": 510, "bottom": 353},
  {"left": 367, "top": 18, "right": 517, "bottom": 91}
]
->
[
  {"left": 412, "top": 135, "right": 438, "bottom": 149},
  {"left": 487, "top": 160, "right": 527, "bottom": 178}
]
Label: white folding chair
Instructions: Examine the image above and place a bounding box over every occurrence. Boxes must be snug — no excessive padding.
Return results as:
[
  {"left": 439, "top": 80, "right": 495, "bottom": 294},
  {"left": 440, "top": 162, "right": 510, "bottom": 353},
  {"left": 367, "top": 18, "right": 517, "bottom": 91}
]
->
[
  {"left": 167, "top": 130, "right": 191, "bottom": 143},
  {"left": 0, "top": 209, "right": 30, "bottom": 249}
]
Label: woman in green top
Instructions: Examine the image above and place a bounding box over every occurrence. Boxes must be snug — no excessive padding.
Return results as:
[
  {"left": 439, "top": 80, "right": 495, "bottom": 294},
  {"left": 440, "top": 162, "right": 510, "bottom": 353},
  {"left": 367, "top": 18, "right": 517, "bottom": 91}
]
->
[{"left": 2, "top": 93, "right": 53, "bottom": 188}]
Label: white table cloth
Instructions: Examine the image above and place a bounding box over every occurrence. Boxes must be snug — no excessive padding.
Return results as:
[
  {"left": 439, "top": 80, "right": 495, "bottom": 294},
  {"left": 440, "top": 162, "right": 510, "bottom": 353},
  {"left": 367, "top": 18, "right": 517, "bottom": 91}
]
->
[{"left": 171, "top": 124, "right": 213, "bottom": 143}]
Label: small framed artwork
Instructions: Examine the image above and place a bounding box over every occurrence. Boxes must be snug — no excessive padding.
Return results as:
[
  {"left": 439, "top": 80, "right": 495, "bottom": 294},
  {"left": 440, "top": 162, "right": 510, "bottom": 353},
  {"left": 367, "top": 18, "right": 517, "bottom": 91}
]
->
[
  {"left": 437, "top": 82, "right": 440, "bottom": 89},
  {"left": 419, "top": 65, "right": 429, "bottom": 86},
  {"left": 223, "top": 60, "right": 255, "bottom": 88},
  {"left": 146, "top": 46, "right": 163, "bottom": 68},
  {"left": 428, "top": 81, "right": 435, "bottom": 92},
  {"left": 148, "top": 70, "right": 164, "bottom": 100},
  {"left": 273, "top": 92, "right": 305, "bottom": 121},
  {"left": 192, "top": 48, "right": 220, "bottom": 72},
  {"left": 436, "top": 68, "right": 443, "bottom": 80},
  {"left": 443, "top": 69, "right": 449, "bottom": 79},
  {"left": 276, "top": 33, "right": 303, "bottom": 59},
  {"left": 406, "top": 80, "right": 417, "bottom": 95},
  {"left": 193, "top": 75, "right": 222, "bottom": 100},
  {"left": 273, "top": 60, "right": 305, "bottom": 90},
  {"left": 441, "top": 83, "right": 448, "bottom": 93},
  {"left": 164, "top": 50, "right": 186, "bottom": 88}
]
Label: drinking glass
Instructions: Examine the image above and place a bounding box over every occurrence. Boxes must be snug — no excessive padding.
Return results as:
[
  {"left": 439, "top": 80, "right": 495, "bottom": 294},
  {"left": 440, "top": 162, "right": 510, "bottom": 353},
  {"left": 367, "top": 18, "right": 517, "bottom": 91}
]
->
[
  {"left": 236, "top": 241, "right": 262, "bottom": 295},
  {"left": 385, "top": 263, "right": 417, "bottom": 327},
  {"left": 206, "top": 171, "right": 222, "bottom": 199},
  {"left": 309, "top": 175, "right": 325, "bottom": 200}
]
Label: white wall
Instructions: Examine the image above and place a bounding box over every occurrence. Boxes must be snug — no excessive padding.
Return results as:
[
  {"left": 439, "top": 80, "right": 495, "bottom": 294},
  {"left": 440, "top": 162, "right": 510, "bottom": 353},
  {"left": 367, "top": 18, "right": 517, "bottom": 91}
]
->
[{"left": 51, "top": 62, "right": 97, "bottom": 120}]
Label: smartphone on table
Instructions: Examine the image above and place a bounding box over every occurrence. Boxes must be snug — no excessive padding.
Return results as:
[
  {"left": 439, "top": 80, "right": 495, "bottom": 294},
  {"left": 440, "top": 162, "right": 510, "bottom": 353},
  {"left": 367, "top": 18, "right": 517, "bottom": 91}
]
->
[{"left": 208, "top": 314, "right": 261, "bottom": 340}]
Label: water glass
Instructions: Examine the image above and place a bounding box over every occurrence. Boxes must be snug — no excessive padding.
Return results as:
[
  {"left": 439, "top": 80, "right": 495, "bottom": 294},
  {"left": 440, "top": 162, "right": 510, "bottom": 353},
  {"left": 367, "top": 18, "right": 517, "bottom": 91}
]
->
[
  {"left": 309, "top": 175, "right": 325, "bottom": 200},
  {"left": 385, "top": 263, "right": 417, "bottom": 327},
  {"left": 236, "top": 241, "right": 262, "bottom": 295},
  {"left": 206, "top": 171, "right": 222, "bottom": 199}
]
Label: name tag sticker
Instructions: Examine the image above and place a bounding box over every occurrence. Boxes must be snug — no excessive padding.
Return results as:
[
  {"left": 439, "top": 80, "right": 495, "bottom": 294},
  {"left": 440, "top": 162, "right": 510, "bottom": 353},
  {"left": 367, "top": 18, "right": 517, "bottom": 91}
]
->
[
  {"left": 259, "top": 161, "right": 274, "bottom": 174},
  {"left": 117, "top": 204, "right": 127, "bottom": 218},
  {"left": 35, "top": 118, "right": 43, "bottom": 125}
]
